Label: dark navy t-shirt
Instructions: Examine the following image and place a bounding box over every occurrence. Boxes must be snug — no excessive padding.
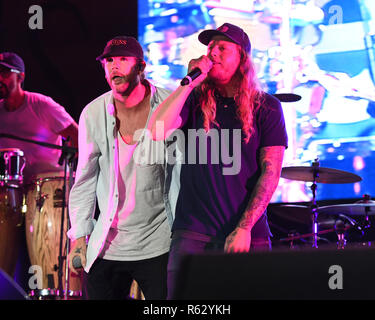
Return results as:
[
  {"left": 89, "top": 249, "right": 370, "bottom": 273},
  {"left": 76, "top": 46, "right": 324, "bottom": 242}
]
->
[{"left": 172, "top": 90, "right": 288, "bottom": 241}]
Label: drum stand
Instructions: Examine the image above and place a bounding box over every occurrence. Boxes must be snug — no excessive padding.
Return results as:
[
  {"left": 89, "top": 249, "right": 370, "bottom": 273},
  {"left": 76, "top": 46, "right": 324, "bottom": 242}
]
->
[
  {"left": 281, "top": 159, "right": 363, "bottom": 250},
  {"left": 57, "top": 138, "right": 77, "bottom": 300},
  {"left": 310, "top": 160, "right": 319, "bottom": 248}
]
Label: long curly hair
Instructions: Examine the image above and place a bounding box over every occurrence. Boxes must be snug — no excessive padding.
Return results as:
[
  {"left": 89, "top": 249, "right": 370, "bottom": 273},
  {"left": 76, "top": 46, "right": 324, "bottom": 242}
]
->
[{"left": 197, "top": 47, "right": 264, "bottom": 143}]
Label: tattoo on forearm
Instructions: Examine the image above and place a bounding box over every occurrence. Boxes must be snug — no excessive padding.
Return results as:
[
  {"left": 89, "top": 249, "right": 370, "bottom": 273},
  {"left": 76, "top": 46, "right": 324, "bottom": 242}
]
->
[{"left": 238, "top": 146, "right": 284, "bottom": 230}]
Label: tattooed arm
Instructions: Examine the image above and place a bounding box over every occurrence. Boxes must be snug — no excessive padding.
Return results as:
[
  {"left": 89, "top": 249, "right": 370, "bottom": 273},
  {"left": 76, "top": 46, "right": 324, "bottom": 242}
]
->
[
  {"left": 68, "top": 236, "right": 87, "bottom": 274},
  {"left": 224, "top": 145, "right": 285, "bottom": 253}
]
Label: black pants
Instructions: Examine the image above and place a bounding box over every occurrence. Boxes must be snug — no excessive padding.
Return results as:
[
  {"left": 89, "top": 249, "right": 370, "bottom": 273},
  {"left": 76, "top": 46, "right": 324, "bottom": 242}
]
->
[{"left": 84, "top": 253, "right": 169, "bottom": 300}]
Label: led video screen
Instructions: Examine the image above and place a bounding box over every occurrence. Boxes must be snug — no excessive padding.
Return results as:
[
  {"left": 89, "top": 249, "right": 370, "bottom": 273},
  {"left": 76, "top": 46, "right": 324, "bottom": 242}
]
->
[{"left": 138, "top": 0, "right": 375, "bottom": 203}]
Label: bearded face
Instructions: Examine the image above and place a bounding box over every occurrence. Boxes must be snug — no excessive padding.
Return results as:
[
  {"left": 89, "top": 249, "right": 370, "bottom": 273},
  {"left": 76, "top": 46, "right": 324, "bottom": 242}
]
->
[
  {"left": 103, "top": 56, "right": 141, "bottom": 97},
  {"left": 0, "top": 66, "right": 20, "bottom": 100}
]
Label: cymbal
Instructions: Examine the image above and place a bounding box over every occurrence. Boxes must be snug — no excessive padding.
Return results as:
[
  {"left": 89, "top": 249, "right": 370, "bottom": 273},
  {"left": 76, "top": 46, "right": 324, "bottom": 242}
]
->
[
  {"left": 272, "top": 93, "right": 301, "bottom": 102},
  {"left": 281, "top": 166, "right": 362, "bottom": 184},
  {"left": 317, "top": 203, "right": 375, "bottom": 216}
]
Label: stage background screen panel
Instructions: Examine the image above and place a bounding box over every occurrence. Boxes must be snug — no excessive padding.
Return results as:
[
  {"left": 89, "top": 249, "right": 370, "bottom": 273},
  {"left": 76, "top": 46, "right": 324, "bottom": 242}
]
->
[{"left": 138, "top": 0, "right": 375, "bottom": 203}]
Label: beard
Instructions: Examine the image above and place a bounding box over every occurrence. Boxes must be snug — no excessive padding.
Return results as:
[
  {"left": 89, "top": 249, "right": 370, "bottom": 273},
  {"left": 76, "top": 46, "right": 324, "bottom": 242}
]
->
[
  {"left": 109, "top": 66, "right": 140, "bottom": 97},
  {"left": 208, "top": 66, "right": 238, "bottom": 85}
]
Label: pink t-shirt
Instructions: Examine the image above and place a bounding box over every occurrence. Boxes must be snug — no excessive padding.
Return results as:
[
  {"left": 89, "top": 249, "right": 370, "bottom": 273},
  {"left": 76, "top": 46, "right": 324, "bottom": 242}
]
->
[{"left": 0, "top": 91, "right": 75, "bottom": 182}]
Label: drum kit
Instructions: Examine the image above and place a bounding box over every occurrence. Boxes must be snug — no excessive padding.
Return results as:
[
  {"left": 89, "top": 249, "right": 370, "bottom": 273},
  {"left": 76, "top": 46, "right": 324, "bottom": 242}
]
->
[
  {"left": 278, "top": 159, "right": 375, "bottom": 249},
  {"left": 0, "top": 133, "right": 78, "bottom": 300}
]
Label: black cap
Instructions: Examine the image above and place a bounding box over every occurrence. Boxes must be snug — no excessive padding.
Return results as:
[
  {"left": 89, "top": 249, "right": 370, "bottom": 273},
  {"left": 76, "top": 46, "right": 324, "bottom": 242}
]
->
[
  {"left": 96, "top": 36, "right": 144, "bottom": 61},
  {"left": 198, "top": 23, "right": 251, "bottom": 54},
  {"left": 0, "top": 52, "right": 25, "bottom": 73}
]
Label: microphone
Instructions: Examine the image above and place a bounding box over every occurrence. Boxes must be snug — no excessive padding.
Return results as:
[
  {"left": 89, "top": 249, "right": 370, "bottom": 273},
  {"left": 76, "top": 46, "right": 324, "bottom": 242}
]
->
[
  {"left": 180, "top": 68, "right": 202, "bottom": 86},
  {"left": 72, "top": 255, "right": 82, "bottom": 269}
]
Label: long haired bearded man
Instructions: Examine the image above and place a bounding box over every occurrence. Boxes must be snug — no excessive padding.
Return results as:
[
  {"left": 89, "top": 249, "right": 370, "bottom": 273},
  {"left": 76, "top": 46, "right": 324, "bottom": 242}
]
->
[{"left": 148, "top": 23, "right": 288, "bottom": 299}]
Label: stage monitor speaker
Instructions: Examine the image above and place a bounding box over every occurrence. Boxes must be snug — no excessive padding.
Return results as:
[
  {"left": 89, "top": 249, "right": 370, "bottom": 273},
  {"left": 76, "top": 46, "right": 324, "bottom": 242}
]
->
[
  {"left": 173, "top": 247, "right": 375, "bottom": 300},
  {"left": 0, "top": 268, "right": 29, "bottom": 300}
]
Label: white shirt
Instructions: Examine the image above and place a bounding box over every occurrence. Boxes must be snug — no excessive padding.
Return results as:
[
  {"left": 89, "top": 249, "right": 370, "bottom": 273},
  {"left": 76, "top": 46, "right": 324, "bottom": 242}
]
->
[{"left": 100, "top": 132, "right": 170, "bottom": 261}]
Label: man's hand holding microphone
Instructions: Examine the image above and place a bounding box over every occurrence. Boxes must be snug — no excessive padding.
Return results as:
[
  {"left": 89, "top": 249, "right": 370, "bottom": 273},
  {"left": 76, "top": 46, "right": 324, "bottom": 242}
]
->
[{"left": 180, "top": 55, "right": 212, "bottom": 87}]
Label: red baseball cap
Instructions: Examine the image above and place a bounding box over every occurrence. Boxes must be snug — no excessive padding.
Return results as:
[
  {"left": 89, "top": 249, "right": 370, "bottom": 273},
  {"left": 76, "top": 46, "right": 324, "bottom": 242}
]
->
[{"left": 96, "top": 36, "right": 144, "bottom": 61}]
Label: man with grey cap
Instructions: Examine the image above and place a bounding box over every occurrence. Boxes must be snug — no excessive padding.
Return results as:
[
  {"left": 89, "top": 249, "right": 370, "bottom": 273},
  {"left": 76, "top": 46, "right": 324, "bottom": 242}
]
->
[
  {"left": 0, "top": 52, "right": 78, "bottom": 183},
  {"left": 148, "top": 23, "right": 288, "bottom": 298},
  {"left": 67, "top": 36, "right": 172, "bottom": 299}
]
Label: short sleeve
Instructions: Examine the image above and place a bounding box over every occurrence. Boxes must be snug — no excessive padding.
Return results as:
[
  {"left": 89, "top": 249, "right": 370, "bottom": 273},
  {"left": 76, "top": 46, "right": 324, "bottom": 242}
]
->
[
  {"left": 29, "top": 92, "right": 75, "bottom": 134},
  {"left": 258, "top": 93, "right": 288, "bottom": 148},
  {"left": 179, "top": 90, "right": 199, "bottom": 128}
]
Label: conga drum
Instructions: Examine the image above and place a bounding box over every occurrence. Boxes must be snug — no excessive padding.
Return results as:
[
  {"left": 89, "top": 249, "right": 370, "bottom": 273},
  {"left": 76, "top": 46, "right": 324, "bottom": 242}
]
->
[
  {"left": 0, "top": 148, "right": 26, "bottom": 277},
  {"left": 25, "top": 172, "right": 82, "bottom": 298},
  {"left": 0, "top": 186, "right": 25, "bottom": 277}
]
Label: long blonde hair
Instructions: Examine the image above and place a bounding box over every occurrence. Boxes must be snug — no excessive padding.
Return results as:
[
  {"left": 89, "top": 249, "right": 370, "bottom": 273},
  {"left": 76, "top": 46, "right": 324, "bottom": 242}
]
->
[{"left": 197, "top": 48, "right": 264, "bottom": 143}]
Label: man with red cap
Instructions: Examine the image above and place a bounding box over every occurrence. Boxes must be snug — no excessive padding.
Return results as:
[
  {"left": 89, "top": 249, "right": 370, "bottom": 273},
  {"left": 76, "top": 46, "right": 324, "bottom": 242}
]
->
[{"left": 67, "top": 36, "right": 172, "bottom": 300}]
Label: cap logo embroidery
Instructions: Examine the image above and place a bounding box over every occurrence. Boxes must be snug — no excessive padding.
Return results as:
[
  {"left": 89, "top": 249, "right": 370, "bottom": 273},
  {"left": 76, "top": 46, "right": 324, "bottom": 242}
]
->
[
  {"left": 218, "top": 26, "right": 229, "bottom": 32},
  {"left": 108, "top": 39, "right": 127, "bottom": 47}
]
